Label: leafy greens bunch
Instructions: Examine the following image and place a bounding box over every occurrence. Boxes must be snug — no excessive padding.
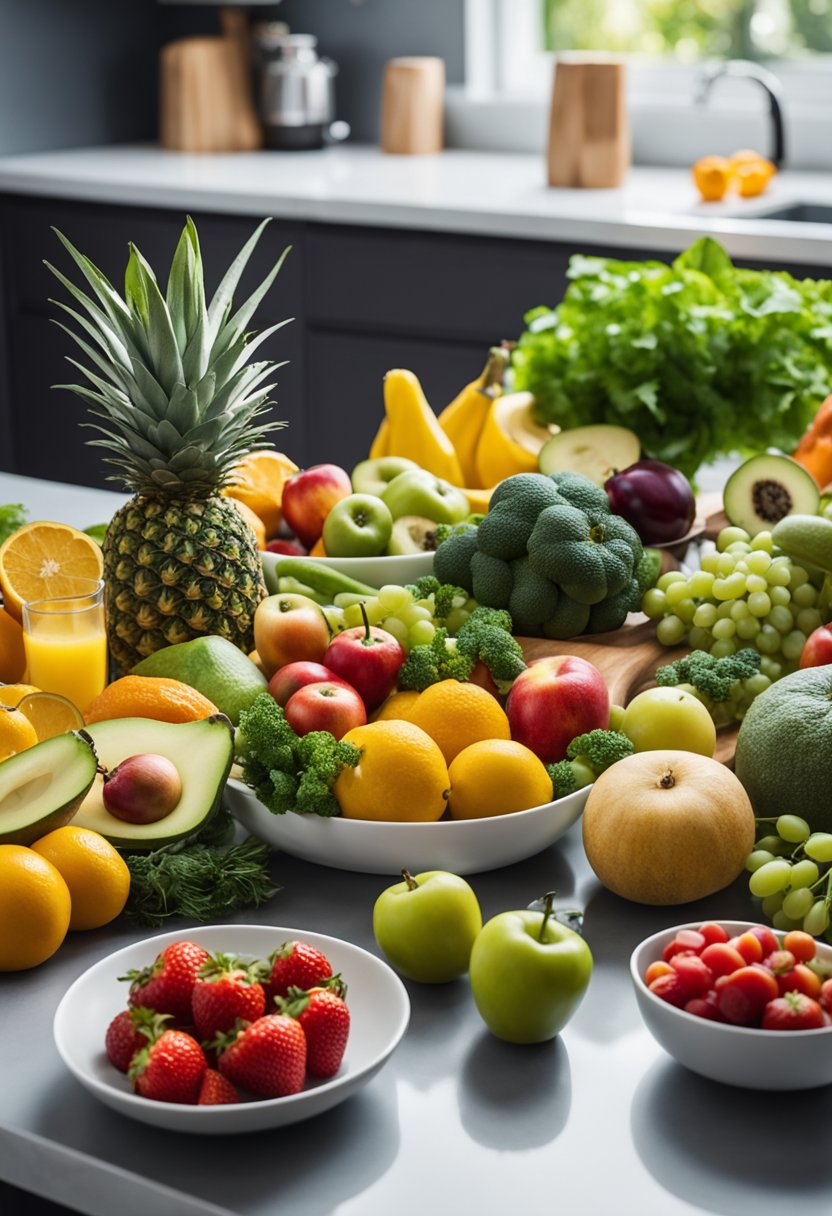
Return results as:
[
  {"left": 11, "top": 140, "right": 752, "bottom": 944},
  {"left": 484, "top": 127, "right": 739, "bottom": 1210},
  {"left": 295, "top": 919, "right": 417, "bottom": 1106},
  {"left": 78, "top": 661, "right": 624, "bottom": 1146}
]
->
[{"left": 512, "top": 237, "right": 832, "bottom": 481}]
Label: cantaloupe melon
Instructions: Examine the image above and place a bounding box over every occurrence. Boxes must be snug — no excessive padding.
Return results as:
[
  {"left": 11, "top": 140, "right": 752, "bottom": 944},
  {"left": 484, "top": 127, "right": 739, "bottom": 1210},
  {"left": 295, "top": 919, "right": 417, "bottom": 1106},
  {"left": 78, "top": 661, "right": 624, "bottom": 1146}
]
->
[{"left": 735, "top": 666, "right": 832, "bottom": 833}]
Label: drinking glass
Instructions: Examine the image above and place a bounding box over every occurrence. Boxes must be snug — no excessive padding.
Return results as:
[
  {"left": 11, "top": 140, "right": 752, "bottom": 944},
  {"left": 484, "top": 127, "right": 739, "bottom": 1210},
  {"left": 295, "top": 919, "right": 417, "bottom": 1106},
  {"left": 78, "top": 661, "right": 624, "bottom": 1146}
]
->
[{"left": 22, "top": 578, "right": 107, "bottom": 713}]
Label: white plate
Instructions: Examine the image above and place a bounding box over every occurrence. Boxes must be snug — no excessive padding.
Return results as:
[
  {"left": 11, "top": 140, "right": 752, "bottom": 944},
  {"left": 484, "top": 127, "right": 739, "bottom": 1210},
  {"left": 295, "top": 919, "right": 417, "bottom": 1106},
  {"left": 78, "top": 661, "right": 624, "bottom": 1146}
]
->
[
  {"left": 262, "top": 549, "right": 435, "bottom": 594},
  {"left": 225, "top": 778, "right": 589, "bottom": 875},
  {"left": 53, "top": 924, "right": 410, "bottom": 1134}
]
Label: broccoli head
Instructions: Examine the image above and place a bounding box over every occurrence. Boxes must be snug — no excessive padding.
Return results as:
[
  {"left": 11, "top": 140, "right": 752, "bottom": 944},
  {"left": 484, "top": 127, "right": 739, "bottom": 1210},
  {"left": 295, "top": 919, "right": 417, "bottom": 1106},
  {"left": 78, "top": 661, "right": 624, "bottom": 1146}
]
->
[
  {"left": 566, "top": 729, "right": 634, "bottom": 775},
  {"left": 398, "top": 629, "right": 476, "bottom": 692},
  {"left": 433, "top": 524, "right": 478, "bottom": 594},
  {"left": 655, "top": 648, "right": 761, "bottom": 703}
]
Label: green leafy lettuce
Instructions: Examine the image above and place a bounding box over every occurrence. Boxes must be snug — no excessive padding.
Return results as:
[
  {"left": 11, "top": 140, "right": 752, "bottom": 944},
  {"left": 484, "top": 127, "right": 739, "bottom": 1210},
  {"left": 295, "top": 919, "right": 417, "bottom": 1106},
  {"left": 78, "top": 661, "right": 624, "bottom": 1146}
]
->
[{"left": 511, "top": 237, "right": 832, "bottom": 481}]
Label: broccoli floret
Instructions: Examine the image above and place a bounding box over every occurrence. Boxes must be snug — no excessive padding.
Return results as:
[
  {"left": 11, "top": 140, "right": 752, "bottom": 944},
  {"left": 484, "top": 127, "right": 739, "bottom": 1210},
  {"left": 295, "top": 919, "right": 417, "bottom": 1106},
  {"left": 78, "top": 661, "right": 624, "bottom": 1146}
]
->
[
  {"left": 237, "top": 694, "right": 359, "bottom": 817},
  {"left": 567, "top": 729, "right": 634, "bottom": 775},
  {"left": 655, "top": 648, "right": 761, "bottom": 703},
  {"left": 547, "top": 757, "right": 596, "bottom": 799},
  {"left": 398, "top": 629, "right": 476, "bottom": 692},
  {"left": 407, "top": 575, "right": 441, "bottom": 600},
  {"left": 432, "top": 582, "right": 471, "bottom": 620},
  {"left": 455, "top": 606, "right": 527, "bottom": 694}
]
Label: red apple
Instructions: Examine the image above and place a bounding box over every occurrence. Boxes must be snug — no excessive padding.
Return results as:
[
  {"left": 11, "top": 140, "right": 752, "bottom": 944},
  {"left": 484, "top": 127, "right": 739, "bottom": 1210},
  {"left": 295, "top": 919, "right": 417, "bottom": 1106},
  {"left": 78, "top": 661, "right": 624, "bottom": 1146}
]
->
[
  {"left": 253, "top": 593, "right": 332, "bottom": 679},
  {"left": 284, "top": 681, "right": 367, "bottom": 740},
  {"left": 265, "top": 538, "right": 307, "bottom": 557},
  {"left": 800, "top": 624, "right": 832, "bottom": 669},
  {"left": 324, "top": 613, "right": 406, "bottom": 711},
  {"left": 505, "top": 655, "right": 609, "bottom": 764},
  {"left": 281, "top": 465, "right": 352, "bottom": 549},
  {"left": 268, "top": 660, "right": 353, "bottom": 706}
]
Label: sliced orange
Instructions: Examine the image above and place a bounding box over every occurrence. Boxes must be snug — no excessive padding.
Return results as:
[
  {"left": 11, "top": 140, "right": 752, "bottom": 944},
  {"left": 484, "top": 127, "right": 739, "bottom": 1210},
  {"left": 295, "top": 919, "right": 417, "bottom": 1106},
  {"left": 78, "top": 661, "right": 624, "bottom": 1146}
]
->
[
  {"left": 0, "top": 609, "right": 26, "bottom": 681},
  {"left": 224, "top": 450, "right": 299, "bottom": 540},
  {"left": 0, "top": 521, "right": 104, "bottom": 623},
  {"left": 17, "top": 692, "right": 84, "bottom": 740}
]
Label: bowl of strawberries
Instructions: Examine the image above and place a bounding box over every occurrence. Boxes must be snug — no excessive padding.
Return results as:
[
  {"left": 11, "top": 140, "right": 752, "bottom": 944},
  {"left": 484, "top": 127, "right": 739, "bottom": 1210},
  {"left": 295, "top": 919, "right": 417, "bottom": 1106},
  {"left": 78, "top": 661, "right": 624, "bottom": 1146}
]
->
[
  {"left": 630, "top": 919, "right": 832, "bottom": 1091},
  {"left": 53, "top": 924, "right": 410, "bottom": 1133}
]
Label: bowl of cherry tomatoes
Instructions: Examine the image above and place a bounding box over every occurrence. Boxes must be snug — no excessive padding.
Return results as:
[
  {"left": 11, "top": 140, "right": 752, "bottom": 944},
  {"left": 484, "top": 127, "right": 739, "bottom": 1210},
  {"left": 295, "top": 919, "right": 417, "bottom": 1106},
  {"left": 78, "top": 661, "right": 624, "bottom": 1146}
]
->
[{"left": 630, "top": 919, "right": 832, "bottom": 1090}]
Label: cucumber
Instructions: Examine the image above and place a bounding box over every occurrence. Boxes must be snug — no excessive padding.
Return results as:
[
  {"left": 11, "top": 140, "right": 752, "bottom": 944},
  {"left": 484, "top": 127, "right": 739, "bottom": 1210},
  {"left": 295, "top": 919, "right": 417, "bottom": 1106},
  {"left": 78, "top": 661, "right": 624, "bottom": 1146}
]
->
[
  {"left": 273, "top": 558, "right": 377, "bottom": 599},
  {"left": 276, "top": 576, "right": 330, "bottom": 606},
  {"left": 333, "top": 591, "right": 376, "bottom": 608}
]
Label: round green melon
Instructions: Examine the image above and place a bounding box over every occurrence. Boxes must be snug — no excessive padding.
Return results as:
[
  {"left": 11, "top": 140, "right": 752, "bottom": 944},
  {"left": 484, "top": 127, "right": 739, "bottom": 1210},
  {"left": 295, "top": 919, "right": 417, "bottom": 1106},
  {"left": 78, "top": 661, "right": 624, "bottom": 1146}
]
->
[{"left": 735, "top": 666, "right": 832, "bottom": 832}]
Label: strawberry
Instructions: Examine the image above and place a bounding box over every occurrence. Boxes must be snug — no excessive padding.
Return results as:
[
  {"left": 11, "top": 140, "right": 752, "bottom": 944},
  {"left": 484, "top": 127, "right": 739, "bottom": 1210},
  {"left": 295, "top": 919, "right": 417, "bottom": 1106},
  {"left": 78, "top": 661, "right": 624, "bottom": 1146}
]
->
[
  {"left": 104, "top": 1006, "right": 161, "bottom": 1073},
  {"left": 192, "top": 953, "right": 268, "bottom": 1041},
  {"left": 215, "top": 1014, "right": 306, "bottom": 1097},
  {"left": 129, "top": 1024, "right": 207, "bottom": 1104},
  {"left": 121, "top": 940, "right": 210, "bottom": 1024},
  {"left": 278, "top": 985, "right": 350, "bottom": 1078},
  {"left": 266, "top": 941, "right": 333, "bottom": 1004},
  {"left": 198, "top": 1068, "right": 241, "bottom": 1106}
]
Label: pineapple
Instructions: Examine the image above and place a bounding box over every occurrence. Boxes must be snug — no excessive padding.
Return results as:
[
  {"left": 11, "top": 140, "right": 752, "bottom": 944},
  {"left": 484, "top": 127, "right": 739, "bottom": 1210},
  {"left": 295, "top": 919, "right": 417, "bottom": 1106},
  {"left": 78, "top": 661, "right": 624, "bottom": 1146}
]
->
[{"left": 47, "top": 216, "right": 289, "bottom": 673}]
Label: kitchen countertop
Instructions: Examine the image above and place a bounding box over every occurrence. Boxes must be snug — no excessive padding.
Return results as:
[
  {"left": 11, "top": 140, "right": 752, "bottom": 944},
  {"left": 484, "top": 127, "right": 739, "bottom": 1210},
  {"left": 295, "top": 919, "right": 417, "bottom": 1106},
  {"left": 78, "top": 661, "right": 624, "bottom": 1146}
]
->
[
  {"left": 0, "top": 144, "right": 831, "bottom": 265},
  {"left": 4, "top": 474, "right": 832, "bottom": 1216}
]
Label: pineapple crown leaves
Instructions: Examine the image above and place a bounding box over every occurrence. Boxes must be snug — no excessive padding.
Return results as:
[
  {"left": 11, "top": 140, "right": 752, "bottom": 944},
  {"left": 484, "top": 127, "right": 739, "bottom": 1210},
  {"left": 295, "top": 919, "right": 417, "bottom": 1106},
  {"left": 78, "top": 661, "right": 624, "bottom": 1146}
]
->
[{"left": 46, "top": 216, "right": 292, "bottom": 497}]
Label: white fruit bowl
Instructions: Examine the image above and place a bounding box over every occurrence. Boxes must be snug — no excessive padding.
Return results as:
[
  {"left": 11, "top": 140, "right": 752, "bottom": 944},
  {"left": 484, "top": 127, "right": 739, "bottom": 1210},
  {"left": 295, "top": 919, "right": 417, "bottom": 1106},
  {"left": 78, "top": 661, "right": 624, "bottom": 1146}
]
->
[
  {"left": 54, "top": 924, "right": 410, "bottom": 1134},
  {"left": 225, "top": 778, "right": 589, "bottom": 875},
  {"left": 631, "top": 920, "right": 832, "bottom": 1091},
  {"left": 261, "top": 550, "right": 435, "bottom": 595}
]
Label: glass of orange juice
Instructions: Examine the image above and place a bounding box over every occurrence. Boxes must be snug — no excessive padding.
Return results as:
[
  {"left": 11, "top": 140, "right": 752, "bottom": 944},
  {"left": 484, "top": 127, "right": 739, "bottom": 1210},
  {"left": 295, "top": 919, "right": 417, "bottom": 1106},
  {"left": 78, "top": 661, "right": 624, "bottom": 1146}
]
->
[{"left": 22, "top": 578, "right": 107, "bottom": 714}]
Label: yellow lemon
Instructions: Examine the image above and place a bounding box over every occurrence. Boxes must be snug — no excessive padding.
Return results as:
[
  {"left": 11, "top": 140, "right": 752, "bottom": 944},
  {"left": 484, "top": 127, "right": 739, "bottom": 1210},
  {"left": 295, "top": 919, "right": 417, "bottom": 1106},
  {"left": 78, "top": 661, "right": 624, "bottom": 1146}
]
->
[
  {"left": 334, "top": 721, "right": 450, "bottom": 822},
  {"left": 0, "top": 704, "right": 38, "bottom": 761},
  {"left": 0, "top": 844, "right": 71, "bottom": 970},
  {"left": 447, "top": 739, "right": 554, "bottom": 820},
  {"left": 407, "top": 679, "right": 510, "bottom": 765},
  {"left": 31, "top": 825, "right": 131, "bottom": 931}
]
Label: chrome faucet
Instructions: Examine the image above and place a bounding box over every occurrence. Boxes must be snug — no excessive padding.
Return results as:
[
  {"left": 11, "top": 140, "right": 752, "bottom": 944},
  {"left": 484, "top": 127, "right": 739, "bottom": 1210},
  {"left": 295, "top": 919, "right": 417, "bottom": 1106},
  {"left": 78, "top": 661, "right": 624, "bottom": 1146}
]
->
[{"left": 694, "top": 59, "right": 786, "bottom": 169}]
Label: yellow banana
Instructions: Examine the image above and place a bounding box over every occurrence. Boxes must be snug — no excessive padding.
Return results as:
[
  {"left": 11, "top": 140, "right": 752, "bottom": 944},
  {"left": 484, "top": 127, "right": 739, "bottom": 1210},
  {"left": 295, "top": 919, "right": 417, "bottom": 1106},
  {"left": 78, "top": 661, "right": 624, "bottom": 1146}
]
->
[
  {"left": 437, "top": 348, "right": 510, "bottom": 488},
  {"left": 369, "top": 417, "right": 389, "bottom": 459},
  {"left": 384, "top": 369, "right": 465, "bottom": 485},
  {"left": 475, "top": 391, "right": 552, "bottom": 487},
  {"left": 460, "top": 485, "right": 494, "bottom": 515}
]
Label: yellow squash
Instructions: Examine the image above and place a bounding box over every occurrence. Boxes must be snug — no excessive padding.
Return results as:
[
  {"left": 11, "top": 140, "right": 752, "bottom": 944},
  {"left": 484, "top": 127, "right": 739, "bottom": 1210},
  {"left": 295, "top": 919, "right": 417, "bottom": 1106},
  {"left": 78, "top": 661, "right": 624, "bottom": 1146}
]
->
[
  {"left": 437, "top": 348, "right": 509, "bottom": 487},
  {"left": 384, "top": 369, "right": 465, "bottom": 485}
]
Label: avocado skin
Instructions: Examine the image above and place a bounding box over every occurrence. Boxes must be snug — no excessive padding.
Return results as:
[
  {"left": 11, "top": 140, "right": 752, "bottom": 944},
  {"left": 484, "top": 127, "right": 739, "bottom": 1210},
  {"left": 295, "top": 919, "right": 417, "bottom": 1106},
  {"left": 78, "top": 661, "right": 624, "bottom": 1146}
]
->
[{"left": 0, "top": 732, "right": 98, "bottom": 846}]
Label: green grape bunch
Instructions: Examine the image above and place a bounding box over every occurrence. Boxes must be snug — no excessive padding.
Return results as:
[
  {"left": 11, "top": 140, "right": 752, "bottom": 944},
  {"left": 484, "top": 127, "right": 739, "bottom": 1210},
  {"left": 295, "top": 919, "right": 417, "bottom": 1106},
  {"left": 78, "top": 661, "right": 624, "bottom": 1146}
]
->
[
  {"left": 746, "top": 814, "right": 832, "bottom": 940},
  {"left": 643, "top": 525, "right": 824, "bottom": 689}
]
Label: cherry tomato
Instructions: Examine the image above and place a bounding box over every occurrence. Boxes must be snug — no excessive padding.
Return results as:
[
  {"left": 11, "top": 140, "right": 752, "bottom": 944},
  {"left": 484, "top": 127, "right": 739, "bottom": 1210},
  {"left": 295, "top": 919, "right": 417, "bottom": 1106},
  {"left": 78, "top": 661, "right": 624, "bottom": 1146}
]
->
[
  {"left": 761, "top": 992, "right": 825, "bottom": 1031},
  {"left": 765, "top": 949, "right": 796, "bottom": 975},
  {"left": 697, "top": 921, "right": 729, "bottom": 946},
  {"left": 701, "top": 942, "right": 746, "bottom": 978},
  {"left": 662, "top": 930, "right": 705, "bottom": 961},
  {"left": 820, "top": 978, "right": 832, "bottom": 1012},
  {"left": 729, "top": 932, "right": 764, "bottom": 965},
  {"left": 747, "top": 925, "right": 779, "bottom": 958},
  {"left": 777, "top": 963, "right": 822, "bottom": 1000},
  {"left": 644, "top": 960, "right": 673, "bottom": 986},
  {"left": 684, "top": 996, "right": 723, "bottom": 1021},
  {"left": 649, "top": 973, "right": 688, "bottom": 1008},
  {"left": 669, "top": 954, "right": 713, "bottom": 999},
  {"left": 715, "top": 966, "right": 780, "bottom": 1026},
  {"left": 783, "top": 930, "right": 817, "bottom": 964}
]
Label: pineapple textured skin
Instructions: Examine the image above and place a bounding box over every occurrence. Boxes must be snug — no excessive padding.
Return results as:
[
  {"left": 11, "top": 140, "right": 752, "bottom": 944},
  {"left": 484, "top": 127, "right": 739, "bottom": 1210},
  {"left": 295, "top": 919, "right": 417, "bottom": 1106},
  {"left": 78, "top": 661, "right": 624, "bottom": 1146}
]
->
[{"left": 104, "top": 495, "right": 265, "bottom": 673}]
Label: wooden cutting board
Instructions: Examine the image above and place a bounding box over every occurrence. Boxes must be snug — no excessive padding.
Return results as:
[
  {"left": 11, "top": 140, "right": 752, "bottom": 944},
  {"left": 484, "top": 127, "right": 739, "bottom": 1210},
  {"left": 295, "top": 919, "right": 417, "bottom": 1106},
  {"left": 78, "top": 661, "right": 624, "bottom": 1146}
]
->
[{"left": 518, "top": 618, "right": 738, "bottom": 765}]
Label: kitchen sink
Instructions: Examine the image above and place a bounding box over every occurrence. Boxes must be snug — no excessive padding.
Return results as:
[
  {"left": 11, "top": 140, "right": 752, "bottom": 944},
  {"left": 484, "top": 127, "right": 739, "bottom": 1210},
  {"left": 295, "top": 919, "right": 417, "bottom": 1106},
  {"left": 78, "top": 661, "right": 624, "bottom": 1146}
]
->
[{"left": 753, "top": 202, "right": 832, "bottom": 224}]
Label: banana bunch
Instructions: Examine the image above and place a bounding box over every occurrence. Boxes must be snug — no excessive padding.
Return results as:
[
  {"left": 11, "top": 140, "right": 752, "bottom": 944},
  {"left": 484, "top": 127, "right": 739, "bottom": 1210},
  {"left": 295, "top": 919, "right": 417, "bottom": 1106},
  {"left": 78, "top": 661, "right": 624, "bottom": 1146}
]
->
[{"left": 368, "top": 350, "right": 556, "bottom": 506}]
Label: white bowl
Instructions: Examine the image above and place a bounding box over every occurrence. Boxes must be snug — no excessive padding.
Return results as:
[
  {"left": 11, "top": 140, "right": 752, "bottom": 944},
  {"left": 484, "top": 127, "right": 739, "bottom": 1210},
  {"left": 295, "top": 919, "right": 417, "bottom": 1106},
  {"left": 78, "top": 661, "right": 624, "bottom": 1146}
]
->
[
  {"left": 53, "top": 924, "right": 410, "bottom": 1134},
  {"left": 630, "top": 919, "right": 832, "bottom": 1091},
  {"left": 225, "top": 778, "right": 589, "bottom": 875},
  {"left": 262, "top": 550, "right": 435, "bottom": 595}
]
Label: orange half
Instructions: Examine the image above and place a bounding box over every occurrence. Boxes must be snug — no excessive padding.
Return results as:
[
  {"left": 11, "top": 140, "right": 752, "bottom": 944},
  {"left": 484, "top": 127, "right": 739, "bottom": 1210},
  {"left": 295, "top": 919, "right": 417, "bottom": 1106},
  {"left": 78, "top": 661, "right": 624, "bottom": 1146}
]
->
[
  {"left": 16, "top": 691, "right": 85, "bottom": 740},
  {"left": 0, "top": 521, "right": 104, "bottom": 622}
]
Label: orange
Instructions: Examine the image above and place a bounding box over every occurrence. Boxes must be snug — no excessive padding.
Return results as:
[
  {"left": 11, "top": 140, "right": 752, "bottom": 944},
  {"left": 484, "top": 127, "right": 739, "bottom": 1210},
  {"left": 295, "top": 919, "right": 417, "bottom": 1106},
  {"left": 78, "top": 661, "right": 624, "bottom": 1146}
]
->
[
  {"left": 0, "top": 705, "right": 38, "bottom": 761},
  {"left": 0, "top": 521, "right": 103, "bottom": 623},
  {"left": 309, "top": 537, "right": 327, "bottom": 557},
  {"left": 0, "top": 682, "right": 39, "bottom": 707},
  {"left": 83, "top": 675, "right": 220, "bottom": 725},
  {"left": 17, "top": 691, "right": 84, "bottom": 740},
  {"left": 407, "top": 679, "right": 511, "bottom": 765},
  {"left": 372, "top": 690, "right": 420, "bottom": 723},
  {"left": 229, "top": 498, "right": 267, "bottom": 550},
  {"left": 0, "top": 844, "right": 71, "bottom": 970},
  {"left": 0, "top": 608, "right": 26, "bottom": 681},
  {"left": 224, "top": 450, "right": 299, "bottom": 539},
  {"left": 447, "top": 739, "right": 553, "bottom": 820},
  {"left": 729, "top": 148, "right": 766, "bottom": 170},
  {"left": 31, "top": 826, "right": 131, "bottom": 931},
  {"left": 735, "top": 158, "right": 776, "bottom": 198},
  {"left": 691, "top": 156, "right": 732, "bottom": 202},
  {"left": 334, "top": 720, "right": 450, "bottom": 822}
]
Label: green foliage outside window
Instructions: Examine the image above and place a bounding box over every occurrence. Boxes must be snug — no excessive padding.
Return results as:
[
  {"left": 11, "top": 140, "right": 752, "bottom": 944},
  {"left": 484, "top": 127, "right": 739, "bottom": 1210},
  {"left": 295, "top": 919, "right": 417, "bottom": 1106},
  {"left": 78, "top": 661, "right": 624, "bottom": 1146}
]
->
[{"left": 542, "top": 0, "right": 832, "bottom": 59}]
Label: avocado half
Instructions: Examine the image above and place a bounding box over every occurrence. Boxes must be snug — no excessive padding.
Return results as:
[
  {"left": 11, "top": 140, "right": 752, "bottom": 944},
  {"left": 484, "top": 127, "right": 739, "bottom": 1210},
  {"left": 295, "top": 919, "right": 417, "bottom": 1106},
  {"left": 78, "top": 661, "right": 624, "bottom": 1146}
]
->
[
  {"left": 0, "top": 732, "right": 99, "bottom": 846},
  {"left": 72, "top": 715, "right": 235, "bottom": 850}
]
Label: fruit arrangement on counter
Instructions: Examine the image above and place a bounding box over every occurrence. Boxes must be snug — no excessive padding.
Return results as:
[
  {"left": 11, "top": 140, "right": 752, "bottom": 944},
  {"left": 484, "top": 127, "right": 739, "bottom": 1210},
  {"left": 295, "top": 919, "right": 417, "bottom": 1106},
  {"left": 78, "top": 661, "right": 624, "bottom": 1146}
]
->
[{"left": 4, "top": 216, "right": 832, "bottom": 1115}]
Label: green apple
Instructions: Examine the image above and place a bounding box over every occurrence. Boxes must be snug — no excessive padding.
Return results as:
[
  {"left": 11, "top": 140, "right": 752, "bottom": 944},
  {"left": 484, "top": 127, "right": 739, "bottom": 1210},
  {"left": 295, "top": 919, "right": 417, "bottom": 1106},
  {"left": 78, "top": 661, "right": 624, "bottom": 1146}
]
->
[
  {"left": 621, "top": 686, "right": 716, "bottom": 757},
  {"left": 469, "top": 892, "right": 593, "bottom": 1043},
  {"left": 322, "top": 493, "right": 393, "bottom": 557},
  {"left": 372, "top": 869, "right": 483, "bottom": 983},
  {"left": 352, "top": 456, "right": 418, "bottom": 498},
  {"left": 381, "top": 470, "right": 470, "bottom": 526}
]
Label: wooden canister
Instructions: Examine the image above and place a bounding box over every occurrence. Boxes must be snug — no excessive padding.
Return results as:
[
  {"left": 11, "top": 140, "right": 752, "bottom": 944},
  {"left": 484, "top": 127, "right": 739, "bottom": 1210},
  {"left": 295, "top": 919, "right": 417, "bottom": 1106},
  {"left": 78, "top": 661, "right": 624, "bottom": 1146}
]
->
[
  {"left": 159, "top": 35, "right": 262, "bottom": 154},
  {"left": 547, "top": 55, "right": 630, "bottom": 188},
  {"left": 380, "top": 57, "right": 445, "bottom": 155}
]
